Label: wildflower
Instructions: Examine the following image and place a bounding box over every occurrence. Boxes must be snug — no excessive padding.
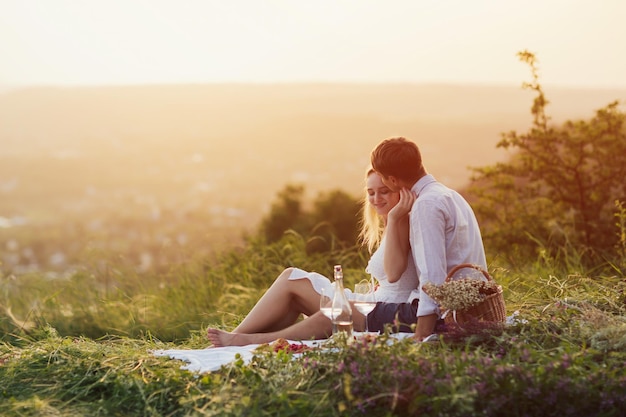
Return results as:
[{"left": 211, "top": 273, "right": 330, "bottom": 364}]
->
[{"left": 423, "top": 278, "right": 500, "bottom": 311}]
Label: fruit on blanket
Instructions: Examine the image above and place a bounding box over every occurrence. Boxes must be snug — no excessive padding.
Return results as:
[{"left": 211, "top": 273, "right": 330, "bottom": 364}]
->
[{"left": 255, "top": 338, "right": 312, "bottom": 354}]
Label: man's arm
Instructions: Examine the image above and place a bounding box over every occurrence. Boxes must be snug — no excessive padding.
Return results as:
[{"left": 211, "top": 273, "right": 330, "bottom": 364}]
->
[
  {"left": 415, "top": 314, "right": 438, "bottom": 341},
  {"left": 409, "top": 195, "right": 447, "bottom": 341}
]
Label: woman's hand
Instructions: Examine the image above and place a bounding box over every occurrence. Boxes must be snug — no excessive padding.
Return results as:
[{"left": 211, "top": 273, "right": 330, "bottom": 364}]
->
[{"left": 387, "top": 188, "right": 416, "bottom": 222}]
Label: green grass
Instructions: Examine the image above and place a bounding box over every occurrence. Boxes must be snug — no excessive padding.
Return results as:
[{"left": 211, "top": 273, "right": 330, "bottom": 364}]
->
[
  {"left": 1, "top": 231, "right": 626, "bottom": 416},
  {"left": 0, "top": 232, "right": 370, "bottom": 342},
  {"left": 1, "top": 301, "right": 625, "bottom": 416}
]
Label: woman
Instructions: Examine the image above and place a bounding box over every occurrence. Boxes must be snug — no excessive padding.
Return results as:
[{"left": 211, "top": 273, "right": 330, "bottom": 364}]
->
[{"left": 207, "top": 169, "right": 417, "bottom": 347}]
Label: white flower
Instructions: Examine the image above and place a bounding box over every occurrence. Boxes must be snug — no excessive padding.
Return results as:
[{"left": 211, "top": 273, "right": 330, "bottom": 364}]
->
[{"left": 423, "top": 278, "right": 499, "bottom": 311}]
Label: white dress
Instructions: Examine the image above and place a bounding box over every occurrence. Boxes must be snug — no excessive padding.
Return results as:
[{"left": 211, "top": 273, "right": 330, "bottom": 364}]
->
[{"left": 288, "top": 234, "right": 419, "bottom": 303}]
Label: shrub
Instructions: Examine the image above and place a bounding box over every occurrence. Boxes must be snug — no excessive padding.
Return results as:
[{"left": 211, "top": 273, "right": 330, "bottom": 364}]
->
[{"left": 468, "top": 51, "right": 626, "bottom": 267}]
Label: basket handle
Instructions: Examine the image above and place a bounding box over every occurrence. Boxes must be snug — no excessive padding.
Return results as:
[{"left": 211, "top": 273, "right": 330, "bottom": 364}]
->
[{"left": 445, "top": 263, "right": 492, "bottom": 283}]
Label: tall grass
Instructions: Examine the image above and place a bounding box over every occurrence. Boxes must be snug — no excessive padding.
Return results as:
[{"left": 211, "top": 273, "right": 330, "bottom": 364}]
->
[
  {"left": 1, "top": 284, "right": 625, "bottom": 416},
  {"left": 1, "top": 224, "right": 626, "bottom": 415},
  {"left": 1, "top": 231, "right": 370, "bottom": 343}
]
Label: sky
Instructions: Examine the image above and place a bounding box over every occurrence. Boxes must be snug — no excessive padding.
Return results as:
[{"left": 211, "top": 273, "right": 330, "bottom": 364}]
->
[{"left": 1, "top": 0, "right": 625, "bottom": 89}]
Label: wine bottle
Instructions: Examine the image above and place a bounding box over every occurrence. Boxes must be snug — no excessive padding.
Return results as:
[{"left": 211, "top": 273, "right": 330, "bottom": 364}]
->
[{"left": 331, "top": 264, "right": 353, "bottom": 342}]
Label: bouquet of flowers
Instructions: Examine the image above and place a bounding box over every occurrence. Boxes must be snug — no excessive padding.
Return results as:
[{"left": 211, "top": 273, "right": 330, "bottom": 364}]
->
[
  {"left": 423, "top": 278, "right": 500, "bottom": 311},
  {"left": 422, "top": 264, "right": 506, "bottom": 325}
]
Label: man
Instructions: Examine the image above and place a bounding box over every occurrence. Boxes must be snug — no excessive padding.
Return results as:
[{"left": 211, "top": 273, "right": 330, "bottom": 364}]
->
[{"left": 370, "top": 137, "right": 487, "bottom": 341}]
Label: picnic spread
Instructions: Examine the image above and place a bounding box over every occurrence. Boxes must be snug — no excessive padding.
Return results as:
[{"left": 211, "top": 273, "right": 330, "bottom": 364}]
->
[{"left": 153, "top": 333, "right": 415, "bottom": 373}]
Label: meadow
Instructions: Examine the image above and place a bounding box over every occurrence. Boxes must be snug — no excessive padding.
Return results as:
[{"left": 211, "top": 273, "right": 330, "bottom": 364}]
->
[
  {"left": 1, "top": 229, "right": 625, "bottom": 416},
  {"left": 1, "top": 83, "right": 626, "bottom": 416}
]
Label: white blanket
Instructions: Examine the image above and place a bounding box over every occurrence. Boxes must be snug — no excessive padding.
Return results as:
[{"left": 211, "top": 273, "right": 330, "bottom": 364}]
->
[
  {"left": 153, "top": 345, "right": 258, "bottom": 373},
  {"left": 154, "top": 333, "right": 415, "bottom": 373}
]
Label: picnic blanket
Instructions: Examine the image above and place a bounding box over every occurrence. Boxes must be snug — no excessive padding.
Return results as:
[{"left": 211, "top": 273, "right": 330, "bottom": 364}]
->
[
  {"left": 154, "top": 312, "right": 525, "bottom": 373},
  {"left": 153, "top": 333, "right": 415, "bottom": 373}
]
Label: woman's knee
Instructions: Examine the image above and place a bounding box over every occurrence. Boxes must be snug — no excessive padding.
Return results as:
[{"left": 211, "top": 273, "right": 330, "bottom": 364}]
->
[
  {"left": 280, "top": 267, "right": 294, "bottom": 279},
  {"left": 274, "top": 267, "right": 294, "bottom": 283}
]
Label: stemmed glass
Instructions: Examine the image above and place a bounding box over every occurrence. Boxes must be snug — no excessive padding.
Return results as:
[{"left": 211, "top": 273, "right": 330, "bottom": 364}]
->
[
  {"left": 320, "top": 285, "right": 339, "bottom": 333},
  {"left": 320, "top": 286, "right": 333, "bottom": 318},
  {"left": 354, "top": 279, "right": 377, "bottom": 334}
]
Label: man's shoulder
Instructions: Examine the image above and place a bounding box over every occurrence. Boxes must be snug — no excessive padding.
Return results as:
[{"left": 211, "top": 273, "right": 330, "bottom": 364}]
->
[
  {"left": 417, "top": 180, "right": 456, "bottom": 200},
  {"left": 415, "top": 182, "right": 472, "bottom": 216}
]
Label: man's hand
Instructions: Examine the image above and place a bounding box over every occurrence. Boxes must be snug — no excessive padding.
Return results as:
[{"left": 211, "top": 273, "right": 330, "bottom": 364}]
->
[{"left": 414, "top": 314, "right": 438, "bottom": 341}]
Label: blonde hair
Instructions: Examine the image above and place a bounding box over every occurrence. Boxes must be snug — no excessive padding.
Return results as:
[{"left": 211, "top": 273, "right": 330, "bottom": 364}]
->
[{"left": 358, "top": 168, "right": 384, "bottom": 253}]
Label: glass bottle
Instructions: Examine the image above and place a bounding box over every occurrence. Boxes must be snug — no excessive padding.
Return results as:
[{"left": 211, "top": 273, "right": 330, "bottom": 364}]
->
[{"left": 331, "top": 264, "right": 353, "bottom": 342}]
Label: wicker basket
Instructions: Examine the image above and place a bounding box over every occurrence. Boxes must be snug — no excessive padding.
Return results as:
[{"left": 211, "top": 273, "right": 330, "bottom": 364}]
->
[{"left": 438, "top": 264, "right": 507, "bottom": 326}]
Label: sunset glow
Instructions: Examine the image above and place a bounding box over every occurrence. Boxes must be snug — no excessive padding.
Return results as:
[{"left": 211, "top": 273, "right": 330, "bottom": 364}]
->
[{"left": 1, "top": 0, "right": 625, "bottom": 88}]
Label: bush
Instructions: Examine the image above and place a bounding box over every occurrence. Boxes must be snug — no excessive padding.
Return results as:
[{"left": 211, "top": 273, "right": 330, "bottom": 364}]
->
[
  {"left": 260, "top": 184, "right": 362, "bottom": 254},
  {"left": 468, "top": 51, "right": 626, "bottom": 267}
]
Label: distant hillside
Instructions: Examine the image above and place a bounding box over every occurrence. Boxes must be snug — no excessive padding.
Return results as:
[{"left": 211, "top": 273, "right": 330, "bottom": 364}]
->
[
  {"left": 1, "top": 83, "right": 624, "bottom": 274},
  {"left": 1, "top": 83, "right": 624, "bottom": 230}
]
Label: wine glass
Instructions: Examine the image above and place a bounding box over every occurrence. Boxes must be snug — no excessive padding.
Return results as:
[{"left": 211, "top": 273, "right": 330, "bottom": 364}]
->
[
  {"left": 354, "top": 279, "right": 377, "bottom": 334},
  {"left": 320, "top": 285, "right": 339, "bottom": 334},
  {"left": 320, "top": 286, "right": 334, "bottom": 319}
]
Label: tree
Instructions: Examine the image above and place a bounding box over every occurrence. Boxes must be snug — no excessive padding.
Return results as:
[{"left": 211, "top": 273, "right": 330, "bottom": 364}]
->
[
  {"left": 305, "top": 190, "right": 362, "bottom": 254},
  {"left": 260, "top": 184, "right": 305, "bottom": 243},
  {"left": 259, "top": 184, "right": 362, "bottom": 254},
  {"left": 468, "top": 51, "right": 626, "bottom": 264}
]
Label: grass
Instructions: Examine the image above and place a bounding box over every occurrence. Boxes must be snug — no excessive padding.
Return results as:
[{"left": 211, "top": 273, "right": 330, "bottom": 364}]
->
[
  {"left": 1, "top": 231, "right": 626, "bottom": 416},
  {"left": 0, "top": 231, "right": 370, "bottom": 342},
  {"left": 1, "top": 300, "right": 625, "bottom": 416}
]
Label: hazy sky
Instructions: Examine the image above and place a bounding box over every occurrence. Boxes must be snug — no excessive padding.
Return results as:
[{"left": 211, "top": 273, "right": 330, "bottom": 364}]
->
[{"left": 1, "top": 0, "right": 625, "bottom": 88}]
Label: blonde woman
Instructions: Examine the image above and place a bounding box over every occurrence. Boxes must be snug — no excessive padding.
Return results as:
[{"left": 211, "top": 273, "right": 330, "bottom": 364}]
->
[{"left": 207, "top": 169, "right": 418, "bottom": 347}]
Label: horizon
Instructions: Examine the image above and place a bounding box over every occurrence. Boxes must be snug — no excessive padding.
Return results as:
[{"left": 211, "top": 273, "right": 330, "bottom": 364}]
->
[{"left": 3, "top": 81, "right": 626, "bottom": 94}]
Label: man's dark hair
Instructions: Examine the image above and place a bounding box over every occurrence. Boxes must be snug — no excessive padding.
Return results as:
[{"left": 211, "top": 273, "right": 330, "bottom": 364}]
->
[{"left": 370, "top": 137, "right": 425, "bottom": 183}]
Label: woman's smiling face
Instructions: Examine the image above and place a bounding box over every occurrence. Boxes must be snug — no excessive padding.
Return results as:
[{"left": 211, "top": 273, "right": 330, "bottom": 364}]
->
[{"left": 367, "top": 171, "right": 400, "bottom": 217}]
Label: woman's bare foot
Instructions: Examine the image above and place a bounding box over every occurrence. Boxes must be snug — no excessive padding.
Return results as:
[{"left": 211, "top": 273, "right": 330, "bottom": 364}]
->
[
  {"left": 207, "top": 328, "right": 274, "bottom": 347},
  {"left": 206, "top": 328, "right": 239, "bottom": 347}
]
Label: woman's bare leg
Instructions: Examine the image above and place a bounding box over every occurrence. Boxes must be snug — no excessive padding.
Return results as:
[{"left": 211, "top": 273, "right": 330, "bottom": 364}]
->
[
  {"left": 208, "top": 311, "right": 333, "bottom": 347},
  {"left": 208, "top": 308, "right": 367, "bottom": 347},
  {"left": 231, "top": 268, "right": 323, "bottom": 334}
]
